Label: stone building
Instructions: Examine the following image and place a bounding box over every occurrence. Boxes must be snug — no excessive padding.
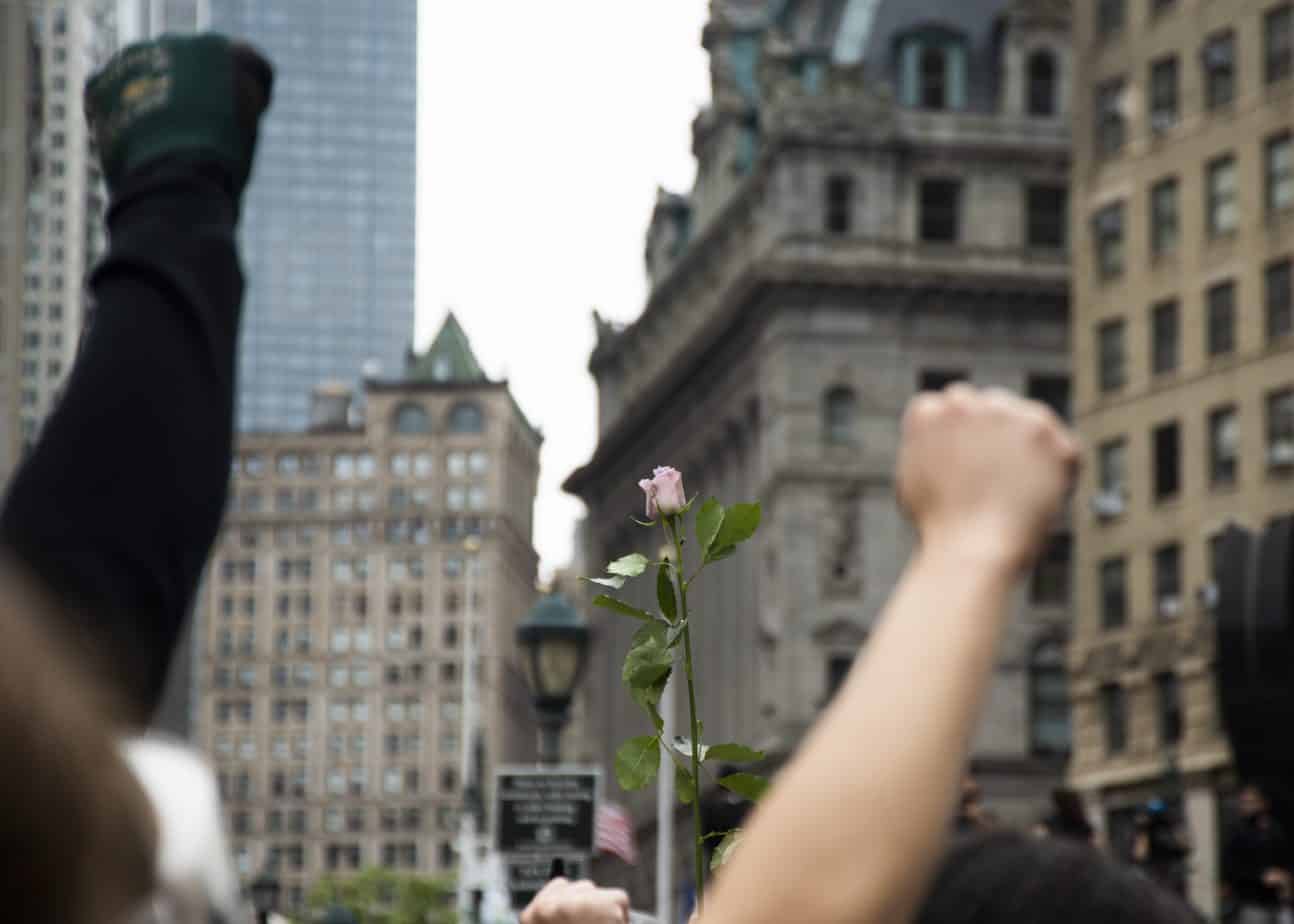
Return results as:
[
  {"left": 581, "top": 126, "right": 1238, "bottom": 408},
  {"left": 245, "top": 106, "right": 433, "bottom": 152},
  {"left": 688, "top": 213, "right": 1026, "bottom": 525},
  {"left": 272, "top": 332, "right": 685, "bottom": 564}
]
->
[
  {"left": 565, "top": 0, "right": 1075, "bottom": 906},
  {"left": 196, "top": 315, "right": 542, "bottom": 913},
  {"left": 1068, "top": 0, "right": 1294, "bottom": 913},
  {"left": 0, "top": 0, "right": 39, "bottom": 480}
]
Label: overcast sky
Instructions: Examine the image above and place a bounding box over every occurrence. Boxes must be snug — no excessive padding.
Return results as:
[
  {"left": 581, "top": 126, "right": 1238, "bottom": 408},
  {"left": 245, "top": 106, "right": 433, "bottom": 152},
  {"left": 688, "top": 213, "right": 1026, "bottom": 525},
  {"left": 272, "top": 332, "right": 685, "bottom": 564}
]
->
[{"left": 415, "top": 2, "right": 712, "bottom": 580}]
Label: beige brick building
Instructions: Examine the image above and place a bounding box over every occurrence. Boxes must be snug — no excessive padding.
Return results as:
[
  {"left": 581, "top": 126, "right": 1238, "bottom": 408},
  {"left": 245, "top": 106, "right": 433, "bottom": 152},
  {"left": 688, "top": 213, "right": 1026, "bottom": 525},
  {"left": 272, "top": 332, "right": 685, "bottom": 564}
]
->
[
  {"left": 196, "top": 315, "right": 542, "bottom": 913},
  {"left": 1069, "top": 0, "right": 1294, "bottom": 912}
]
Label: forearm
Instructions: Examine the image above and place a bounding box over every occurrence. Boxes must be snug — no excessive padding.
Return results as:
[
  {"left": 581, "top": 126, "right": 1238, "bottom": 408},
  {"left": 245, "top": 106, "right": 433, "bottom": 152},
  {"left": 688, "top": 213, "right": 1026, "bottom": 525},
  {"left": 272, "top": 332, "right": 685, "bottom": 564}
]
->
[
  {"left": 705, "top": 540, "right": 1017, "bottom": 924},
  {"left": 0, "top": 163, "right": 242, "bottom": 722}
]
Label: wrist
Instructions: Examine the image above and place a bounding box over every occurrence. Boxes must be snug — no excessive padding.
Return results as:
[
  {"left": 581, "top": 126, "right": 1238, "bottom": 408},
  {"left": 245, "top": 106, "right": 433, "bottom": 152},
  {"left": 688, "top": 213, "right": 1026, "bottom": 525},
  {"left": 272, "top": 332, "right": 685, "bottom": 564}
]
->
[{"left": 914, "top": 527, "right": 1023, "bottom": 591}]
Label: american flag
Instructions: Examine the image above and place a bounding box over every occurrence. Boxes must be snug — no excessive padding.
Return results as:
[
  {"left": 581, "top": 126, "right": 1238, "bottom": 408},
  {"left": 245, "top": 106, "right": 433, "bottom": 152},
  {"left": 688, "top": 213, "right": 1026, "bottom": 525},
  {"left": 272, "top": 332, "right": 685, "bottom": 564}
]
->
[{"left": 595, "top": 802, "right": 638, "bottom": 865}]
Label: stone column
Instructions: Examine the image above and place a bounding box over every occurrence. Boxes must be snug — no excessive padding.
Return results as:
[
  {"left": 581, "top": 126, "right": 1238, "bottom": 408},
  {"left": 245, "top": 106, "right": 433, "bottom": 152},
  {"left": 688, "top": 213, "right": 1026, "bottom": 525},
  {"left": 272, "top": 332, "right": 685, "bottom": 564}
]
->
[{"left": 1185, "top": 783, "right": 1219, "bottom": 917}]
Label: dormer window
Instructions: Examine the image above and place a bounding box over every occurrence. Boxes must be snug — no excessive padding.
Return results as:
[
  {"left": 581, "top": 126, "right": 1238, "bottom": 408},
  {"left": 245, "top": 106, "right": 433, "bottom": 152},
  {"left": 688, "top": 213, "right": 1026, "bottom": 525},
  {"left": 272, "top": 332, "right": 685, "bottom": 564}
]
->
[
  {"left": 898, "top": 30, "right": 968, "bottom": 111},
  {"left": 1027, "top": 51, "right": 1057, "bottom": 117},
  {"left": 921, "top": 47, "right": 948, "bottom": 108}
]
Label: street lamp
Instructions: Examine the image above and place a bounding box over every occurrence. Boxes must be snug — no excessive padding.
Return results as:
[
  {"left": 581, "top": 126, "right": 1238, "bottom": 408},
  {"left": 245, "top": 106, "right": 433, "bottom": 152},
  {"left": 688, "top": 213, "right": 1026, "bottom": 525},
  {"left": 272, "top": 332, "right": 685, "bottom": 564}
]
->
[
  {"left": 516, "top": 593, "right": 591, "bottom": 765},
  {"left": 249, "top": 867, "right": 280, "bottom": 924}
]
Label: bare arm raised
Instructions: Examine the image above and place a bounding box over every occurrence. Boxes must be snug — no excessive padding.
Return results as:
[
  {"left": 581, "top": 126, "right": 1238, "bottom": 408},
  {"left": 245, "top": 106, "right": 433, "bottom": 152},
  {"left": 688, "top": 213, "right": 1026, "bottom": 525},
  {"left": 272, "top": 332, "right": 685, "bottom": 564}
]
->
[{"left": 700, "top": 385, "right": 1080, "bottom": 924}]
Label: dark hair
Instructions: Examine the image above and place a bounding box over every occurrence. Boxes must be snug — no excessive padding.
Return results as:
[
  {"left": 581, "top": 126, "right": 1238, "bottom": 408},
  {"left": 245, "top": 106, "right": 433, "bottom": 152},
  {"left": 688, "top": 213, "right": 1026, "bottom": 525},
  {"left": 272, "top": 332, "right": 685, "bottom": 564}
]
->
[{"left": 915, "top": 831, "right": 1199, "bottom": 924}]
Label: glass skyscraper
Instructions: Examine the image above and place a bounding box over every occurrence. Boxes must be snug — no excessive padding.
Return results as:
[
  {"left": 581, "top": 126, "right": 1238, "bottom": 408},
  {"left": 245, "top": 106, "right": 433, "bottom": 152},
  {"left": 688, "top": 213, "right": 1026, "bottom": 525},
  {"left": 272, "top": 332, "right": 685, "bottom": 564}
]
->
[{"left": 208, "top": 1, "right": 417, "bottom": 430}]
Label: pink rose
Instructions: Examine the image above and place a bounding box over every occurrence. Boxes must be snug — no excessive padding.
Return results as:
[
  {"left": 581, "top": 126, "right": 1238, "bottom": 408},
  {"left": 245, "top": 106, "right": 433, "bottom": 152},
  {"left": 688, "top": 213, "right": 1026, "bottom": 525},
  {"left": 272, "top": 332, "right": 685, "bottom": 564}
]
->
[{"left": 638, "top": 466, "right": 686, "bottom": 518}]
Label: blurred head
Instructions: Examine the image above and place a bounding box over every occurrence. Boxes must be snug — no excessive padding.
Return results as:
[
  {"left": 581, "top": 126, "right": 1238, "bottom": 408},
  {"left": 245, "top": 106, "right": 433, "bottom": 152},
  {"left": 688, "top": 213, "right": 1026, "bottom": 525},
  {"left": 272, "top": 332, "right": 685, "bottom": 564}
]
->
[
  {"left": 915, "top": 831, "right": 1197, "bottom": 924},
  {"left": 1239, "top": 784, "right": 1269, "bottom": 820}
]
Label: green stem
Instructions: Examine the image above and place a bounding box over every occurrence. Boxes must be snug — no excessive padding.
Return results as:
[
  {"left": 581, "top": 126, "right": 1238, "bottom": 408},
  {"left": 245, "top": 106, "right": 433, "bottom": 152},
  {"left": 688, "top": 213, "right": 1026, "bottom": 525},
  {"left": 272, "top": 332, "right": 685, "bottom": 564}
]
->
[{"left": 667, "top": 517, "right": 706, "bottom": 909}]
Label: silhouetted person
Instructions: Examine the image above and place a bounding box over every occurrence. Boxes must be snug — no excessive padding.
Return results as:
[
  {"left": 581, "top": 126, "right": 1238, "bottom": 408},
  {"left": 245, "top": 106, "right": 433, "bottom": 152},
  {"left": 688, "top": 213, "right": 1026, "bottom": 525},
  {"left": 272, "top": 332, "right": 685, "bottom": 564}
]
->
[
  {"left": 1222, "top": 784, "right": 1294, "bottom": 924},
  {"left": 1040, "top": 788, "right": 1096, "bottom": 845}
]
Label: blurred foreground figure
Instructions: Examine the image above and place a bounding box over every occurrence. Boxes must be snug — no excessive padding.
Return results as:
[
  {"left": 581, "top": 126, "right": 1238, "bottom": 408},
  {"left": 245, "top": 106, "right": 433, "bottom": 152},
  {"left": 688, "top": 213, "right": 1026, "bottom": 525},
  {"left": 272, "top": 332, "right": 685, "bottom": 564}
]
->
[{"left": 0, "top": 33, "right": 271, "bottom": 923}]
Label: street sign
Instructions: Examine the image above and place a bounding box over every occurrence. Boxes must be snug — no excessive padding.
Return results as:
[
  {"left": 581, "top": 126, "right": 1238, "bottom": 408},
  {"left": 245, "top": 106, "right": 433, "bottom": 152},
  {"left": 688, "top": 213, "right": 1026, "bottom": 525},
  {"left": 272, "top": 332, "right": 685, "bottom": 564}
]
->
[
  {"left": 496, "top": 765, "right": 601, "bottom": 910},
  {"left": 496, "top": 766, "right": 600, "bottom": 855}
]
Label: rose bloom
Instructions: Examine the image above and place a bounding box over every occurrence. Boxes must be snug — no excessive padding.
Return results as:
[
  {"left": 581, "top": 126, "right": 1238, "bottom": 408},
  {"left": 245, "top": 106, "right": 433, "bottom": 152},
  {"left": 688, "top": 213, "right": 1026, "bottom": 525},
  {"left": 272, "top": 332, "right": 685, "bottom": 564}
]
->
[{"left": 638, "top": 467, "right": 685, "bottom": 518}]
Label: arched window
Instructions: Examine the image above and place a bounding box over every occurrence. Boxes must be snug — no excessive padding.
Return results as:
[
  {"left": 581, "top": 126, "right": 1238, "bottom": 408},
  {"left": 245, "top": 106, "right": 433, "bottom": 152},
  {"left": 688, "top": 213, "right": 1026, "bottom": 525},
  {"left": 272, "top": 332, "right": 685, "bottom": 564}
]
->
[
  {"left": 921, "top": 46, "right": 948, "bottom": 109},
  {"left": 823, "top": 386, "right": 859, "bottom": 446},
  {"left": 1028, "top": 50, "right": 1058, "bottom": 117},
  {"left": 898, "top": 31, "right": 968, "bottom": 111},
  {"left": 1030, "top": 639, "right": 1071, "bottom": 756},
  {"left": 447, "top": 401, "right": 484, "bottom": 434},
  {"left": 391, "top": 402, "right": 430, "bottom": 435}
]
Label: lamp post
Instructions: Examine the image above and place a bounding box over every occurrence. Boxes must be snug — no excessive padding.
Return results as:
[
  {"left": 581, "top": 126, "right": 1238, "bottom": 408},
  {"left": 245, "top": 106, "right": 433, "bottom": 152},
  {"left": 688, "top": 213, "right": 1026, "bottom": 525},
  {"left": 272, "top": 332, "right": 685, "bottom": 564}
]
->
[
  {"left": 457, "top": 535, "right": 483, "bottom": 922},
  {"left": 249, "top": 867, "right": 280, "bottom": 924},
  {"left": 516, "top": 593, "right": 591, "bottom": 765}
]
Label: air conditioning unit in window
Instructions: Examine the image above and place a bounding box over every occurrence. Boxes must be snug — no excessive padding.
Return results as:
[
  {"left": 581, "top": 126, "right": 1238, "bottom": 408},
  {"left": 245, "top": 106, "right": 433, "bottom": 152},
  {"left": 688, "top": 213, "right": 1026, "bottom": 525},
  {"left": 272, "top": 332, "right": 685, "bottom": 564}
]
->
[
  {"left": 1150, "top": 111, "right": 1176, "bottom": 134},
  {"left": 1158, "top": 596, "right": 1183, "bottom": 618},
  {"left": 1091, "top": 490, "right": 1126, "bottom": 520},
  {"left": 1269, "top": 441, "right": 1294, "bottom": 469},
  {"left": 1197, "top": 582, "right": 1220, "bottom": 612}
]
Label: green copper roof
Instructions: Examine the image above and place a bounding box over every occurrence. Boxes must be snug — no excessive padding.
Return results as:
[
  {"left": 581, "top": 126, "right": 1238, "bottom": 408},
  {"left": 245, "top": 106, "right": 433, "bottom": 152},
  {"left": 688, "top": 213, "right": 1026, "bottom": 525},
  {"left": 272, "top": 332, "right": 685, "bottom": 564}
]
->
[{"left": 406, "top": 312, "right": 488, "bottom": 385}]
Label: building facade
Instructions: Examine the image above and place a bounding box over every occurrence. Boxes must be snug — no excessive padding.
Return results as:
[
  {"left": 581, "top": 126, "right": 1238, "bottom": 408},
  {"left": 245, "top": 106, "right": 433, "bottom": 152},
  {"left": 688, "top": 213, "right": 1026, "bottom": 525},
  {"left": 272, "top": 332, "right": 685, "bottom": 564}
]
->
[
  {"left": 115, "top": 0, "right": 206, "bottom": 43},
  {"left": 0, "top": 0, "right": 39, "bottom": 480},
  {"left": 207, "top": 0, "right": 417, "bottom": 432},
  {"left": 1068, "top": 0, "right": 1294, "bottom": 913},
  {"left": 565, "top": 0, "right": 1075, "bottom": 906},
  {"left": 17, "top": 0, "right": 114, "bottom": 453},
  {"left": 196, "top": 316, "right": 542, "bottom": 913}
]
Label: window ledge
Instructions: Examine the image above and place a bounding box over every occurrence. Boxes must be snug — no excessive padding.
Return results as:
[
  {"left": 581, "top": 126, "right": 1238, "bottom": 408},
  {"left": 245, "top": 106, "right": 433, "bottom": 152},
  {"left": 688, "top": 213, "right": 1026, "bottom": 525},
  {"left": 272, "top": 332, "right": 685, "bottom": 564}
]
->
[{"left": 1209, "top": 481, "right": 1240, "bottom": 496}]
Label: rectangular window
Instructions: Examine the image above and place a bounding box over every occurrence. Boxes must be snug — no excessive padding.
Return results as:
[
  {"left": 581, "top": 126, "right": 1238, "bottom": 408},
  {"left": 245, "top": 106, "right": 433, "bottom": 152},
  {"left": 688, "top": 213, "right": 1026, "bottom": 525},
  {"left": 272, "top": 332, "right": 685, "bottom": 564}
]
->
[
  {"left": 1098, "top": 319, "right": 1126, "bottom": 392},
  {"left": 1207, "top": 280, "right": 1237, "bottom": 357},
  {"left": 1095, "top": 78, "right": 1127, "bottom": 157},
  {"left": 1148, "top": 56, "right": 1179, "bottom": 133},
  {"left": 919, "top": 179, "right": 961, "bottom": 243},
  {"left": 1094, "top": 203, "right": 1125, "bottom": 279},
  {"left": 825, "top": 654, "right": 854, "bottom": 702},
  {"left": 1153, "top": 421, "right": 1181, "bottom": 500},
  {"left": 1031, "top": 533, "right": 1072, "bottom": 604},
  {"left": 1206, "top": 155, "right": 1238, "bottom": 237},
  {"left": 1098, "top": 0, "right": 1126, "bottom": 37},
  {"left": 1268, "top": 3, "right": 1293, "bottom": 84},
  {"left": 1268, "top": 388, "right": 1294, "bottom": 469},
  {"left": 1154, "top": 543, "right": 1182, "bottom": 617},
  {"left": 825, "top": 175, "right": 853, "bottom": 234},
  {"left": 1099, "top": 438, "right": 1127, "bottom": 497},
  {"left": 1100, "top": 558, "right": 1127, "bottom": 629},
  {"left": 1268, "top": 259, "right": 1293, "bottom": 343},
  {"left": 1101, "top": 684, "right": 1128, "bottom": 754},
  {"left": 1150, "top": 178, "right": 1179, "bottom": 257},
  {"left": 918, "top": 369, "right": 968, "bottom": 392},
  {"left": 1151, "top": 300, "right": 1179, "bottom": 375},
  {"left": 1026, "top": 185, "right": 1068, "bottom": 248},
  {"left": 1027, "top": 374, "right": 1071, "bottom": 421},
  {"left": 1155, "top": 673, "right": 1183, "bottom": 745},
  {"left": 1209, "top": 405, "right": 1239, "bottom": 486},
  {"left": 1268, "top": 133, "right": 1293, "bottom": 215}
]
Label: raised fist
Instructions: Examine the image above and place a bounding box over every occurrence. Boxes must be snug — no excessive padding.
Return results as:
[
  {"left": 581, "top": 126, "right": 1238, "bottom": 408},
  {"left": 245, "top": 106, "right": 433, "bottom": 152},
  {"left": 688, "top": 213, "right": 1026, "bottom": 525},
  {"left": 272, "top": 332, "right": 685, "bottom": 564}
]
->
[{"left": 897, "top": 384, "right": 1080, "bottom": 573}]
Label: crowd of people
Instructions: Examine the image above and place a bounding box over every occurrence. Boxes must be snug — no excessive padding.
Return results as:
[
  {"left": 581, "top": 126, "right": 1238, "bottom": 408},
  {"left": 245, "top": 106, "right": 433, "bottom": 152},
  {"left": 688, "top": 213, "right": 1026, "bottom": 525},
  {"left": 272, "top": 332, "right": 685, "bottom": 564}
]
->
[{"left": 2, "top": 30, "right": 1290, "bottom": 924}]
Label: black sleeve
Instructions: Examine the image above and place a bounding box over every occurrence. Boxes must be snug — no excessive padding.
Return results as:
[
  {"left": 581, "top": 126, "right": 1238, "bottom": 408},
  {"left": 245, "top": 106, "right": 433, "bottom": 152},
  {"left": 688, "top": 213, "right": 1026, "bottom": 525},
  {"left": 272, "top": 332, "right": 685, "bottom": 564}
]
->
[{"left": 0, "top": 161, "right": 243, "bottom": 721}]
